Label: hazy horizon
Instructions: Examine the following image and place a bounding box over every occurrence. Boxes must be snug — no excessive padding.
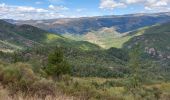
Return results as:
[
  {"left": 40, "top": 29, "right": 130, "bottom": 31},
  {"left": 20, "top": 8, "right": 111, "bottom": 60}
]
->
[
  {"left": 1, "top": 11, "right": 170, "bottom": 21},
  {"left": 1, "top": 0, "right": 170, "bottom": 20}
]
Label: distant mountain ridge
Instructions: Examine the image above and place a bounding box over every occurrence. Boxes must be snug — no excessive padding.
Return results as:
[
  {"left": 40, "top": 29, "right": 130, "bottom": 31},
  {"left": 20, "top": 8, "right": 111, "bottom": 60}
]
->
[
  {"left": 1, "top": 12, "right": 170, "bottom": 52},
  {"left": 5, "top": 12, "right": 170, "bottom": 35}
]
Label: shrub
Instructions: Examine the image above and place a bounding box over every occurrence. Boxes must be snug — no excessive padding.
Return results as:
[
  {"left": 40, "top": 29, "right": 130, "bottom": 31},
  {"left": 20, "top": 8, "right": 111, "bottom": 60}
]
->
[
  {"left": 1, "top": 63, "right": 37, "bottom": 92},
  {"left": 31, "top": 78, "right": 56, "bottom": 97},
  {"left": 2, "top": 66, "right": 21, "bottom": 84}
]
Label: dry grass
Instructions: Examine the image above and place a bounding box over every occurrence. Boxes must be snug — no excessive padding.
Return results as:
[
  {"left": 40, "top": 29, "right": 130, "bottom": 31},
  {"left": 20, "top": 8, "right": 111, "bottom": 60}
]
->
[{"left": 0, "top": 85, "right": 77, "bottom": 100}]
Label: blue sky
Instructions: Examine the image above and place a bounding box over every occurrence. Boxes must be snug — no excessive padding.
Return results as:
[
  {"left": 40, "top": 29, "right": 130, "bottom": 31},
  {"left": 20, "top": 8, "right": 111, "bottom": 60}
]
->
[{"left": 0, "top": 0, "right": 170, "bottom": 20}]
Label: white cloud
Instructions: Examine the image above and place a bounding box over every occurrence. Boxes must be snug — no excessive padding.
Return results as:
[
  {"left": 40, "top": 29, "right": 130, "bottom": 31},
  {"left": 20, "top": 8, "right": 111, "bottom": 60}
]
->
[
  {"left": 49, "top": 4, "right": 69, "bottom": 11},
  {"left": 0, "top": 3, "right": 68, "bottom": 20},
  {"left": 99, "top": 0, "right": 126, "bottom": 10},
  {"left": 146, "top": 0, "right": 169, "bottom": 7},
  {"left": 125, "top": 0, "right": 143, "bottom": 4},
  {"left": 15, "top": 6, "right": 48, "bottom": 13},
  {"left": 100, "top": 0, "right": 170, "bottom": 12},
  {"left": 156, "top": 1, "right": 168, "bottom": 6},
  {"left": 144, "top": 0, "right": 170, "bottom": 12},
  {"left": 144, "top": 6, "right": 152, "bottom": 10}
]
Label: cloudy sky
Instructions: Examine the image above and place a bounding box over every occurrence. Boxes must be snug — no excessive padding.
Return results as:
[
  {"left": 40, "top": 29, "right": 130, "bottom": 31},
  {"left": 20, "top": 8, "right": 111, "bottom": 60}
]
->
[{"left": 0, "top": 0, "right": 170, "bottom": 20}]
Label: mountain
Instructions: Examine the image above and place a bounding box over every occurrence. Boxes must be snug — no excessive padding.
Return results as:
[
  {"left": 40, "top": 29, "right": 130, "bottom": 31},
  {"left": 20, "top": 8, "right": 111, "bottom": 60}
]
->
[
  {"left": 0, "top": 20, "right": 131, "bottom": 78},
  {"left": 7, "top": 12, "right": 170, "bottom": 35},
  {"left": 0, "top": 20, "right": 43, "bottom": 51},
  {"left": 6, "top": 12, "right": 170, "bottom": 49},
  {"left": 0, "top": 20, "right": 100, "bottom": 52},
  {"left": 123, "top": 23, "right": 170, "bottom": 60}
]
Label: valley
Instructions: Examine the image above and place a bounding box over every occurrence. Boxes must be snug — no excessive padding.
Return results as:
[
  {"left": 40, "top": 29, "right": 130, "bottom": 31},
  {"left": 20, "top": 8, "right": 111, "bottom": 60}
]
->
[{"left": 0, "top": 12, "right": 170, "bottom": 100}]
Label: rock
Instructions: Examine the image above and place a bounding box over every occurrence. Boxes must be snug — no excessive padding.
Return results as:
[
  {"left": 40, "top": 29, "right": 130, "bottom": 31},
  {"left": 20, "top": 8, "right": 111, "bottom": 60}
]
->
[{"left": 147, "top": 48, "right": 156, "bottom": 56}]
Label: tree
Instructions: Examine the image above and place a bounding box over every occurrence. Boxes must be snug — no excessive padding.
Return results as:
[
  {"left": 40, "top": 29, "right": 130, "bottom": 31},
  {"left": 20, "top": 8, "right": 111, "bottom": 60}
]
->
[
  {"left": 126, "top": 45, "right": 143, "bottom": 99},
  {"left": 45, "top": 47, "right": 71, "bottom": 79}
]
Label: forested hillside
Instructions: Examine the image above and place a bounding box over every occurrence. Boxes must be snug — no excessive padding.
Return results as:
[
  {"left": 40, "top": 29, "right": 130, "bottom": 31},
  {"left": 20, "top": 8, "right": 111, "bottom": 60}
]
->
[
  {"left": 0, "top": 20, "right": 100, "bottom": 51},
  {"left": 124, "top": 23, "right": 170, "bottom": 60}
]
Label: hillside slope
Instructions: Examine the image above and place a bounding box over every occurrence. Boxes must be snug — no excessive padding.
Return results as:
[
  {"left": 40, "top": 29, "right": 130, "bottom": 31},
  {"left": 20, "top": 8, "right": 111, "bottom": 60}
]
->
[
  {"left": 0, "top": 20, "right": 100, "bottom": 51},
  {"left": 124, "top": 23, "right": 170, "bottom": 60}
]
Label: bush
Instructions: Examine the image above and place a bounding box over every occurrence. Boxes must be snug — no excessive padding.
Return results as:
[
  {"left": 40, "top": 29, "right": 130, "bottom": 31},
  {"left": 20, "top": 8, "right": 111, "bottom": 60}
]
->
[
  {"left": 0, "top": 62, "right": 59, "bottom": 98},
  {"left": 0, "top": 63, "right": 37, "bottom": 92}
]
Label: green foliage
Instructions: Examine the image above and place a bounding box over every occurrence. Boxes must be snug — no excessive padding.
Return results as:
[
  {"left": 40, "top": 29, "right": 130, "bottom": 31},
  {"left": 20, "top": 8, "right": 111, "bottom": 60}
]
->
[
  {"left": 46, "top": 48, "right": 71, "bottom": 78},
  {"left": 107, "top": 47, "right": 129, "bottom": 61},
  {"left": 10, "top": 45, "right": 128, "bottom": 78},
  {"left": 48, "top": 48, "right": 64, "bottom": 65},
  {"left": 128, "top": 45, "right": 142, "bottom": 73}
]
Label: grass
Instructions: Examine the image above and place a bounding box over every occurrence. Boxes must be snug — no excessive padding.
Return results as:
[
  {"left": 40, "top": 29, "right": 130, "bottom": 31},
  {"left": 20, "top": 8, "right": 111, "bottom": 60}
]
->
[
  {"left": 108, "top": 87, "right": 125, "bottom": 96},
  {"left": 46, "top": 33, "right": 63, "bottom": 43},
  {"left": 72, "top": 77, "right": 170, "bottom": 100},
  {"left": 0, "top": 86, "right": 76, "bottom": 100},
  {"left": 146, "top": 82, "right": 170, "bottom": 93},
  {"left": 0, "top": 63, "right": 170, "bottom": 100}
]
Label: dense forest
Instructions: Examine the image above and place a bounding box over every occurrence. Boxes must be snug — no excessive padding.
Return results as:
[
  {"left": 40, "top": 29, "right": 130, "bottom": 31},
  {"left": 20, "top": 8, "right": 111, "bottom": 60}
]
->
[{"left": 0, "top": 42, "right": 170, "bottom": 100}]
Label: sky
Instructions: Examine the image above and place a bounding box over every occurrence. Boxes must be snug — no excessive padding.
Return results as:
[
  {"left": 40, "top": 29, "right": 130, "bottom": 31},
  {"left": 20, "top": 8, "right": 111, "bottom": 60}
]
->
[{"left": 0, "top": 0, "right": 170, "bottom": 20}]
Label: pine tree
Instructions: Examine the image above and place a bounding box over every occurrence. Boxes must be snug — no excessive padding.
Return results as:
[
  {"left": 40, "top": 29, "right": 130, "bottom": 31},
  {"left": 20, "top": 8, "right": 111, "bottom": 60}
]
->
[
  {"left": 126, "top": 45, "right": 143, "bottom": 99},
  {"left": 46, "top": 47, "right": 71, "bottom": 79}
]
